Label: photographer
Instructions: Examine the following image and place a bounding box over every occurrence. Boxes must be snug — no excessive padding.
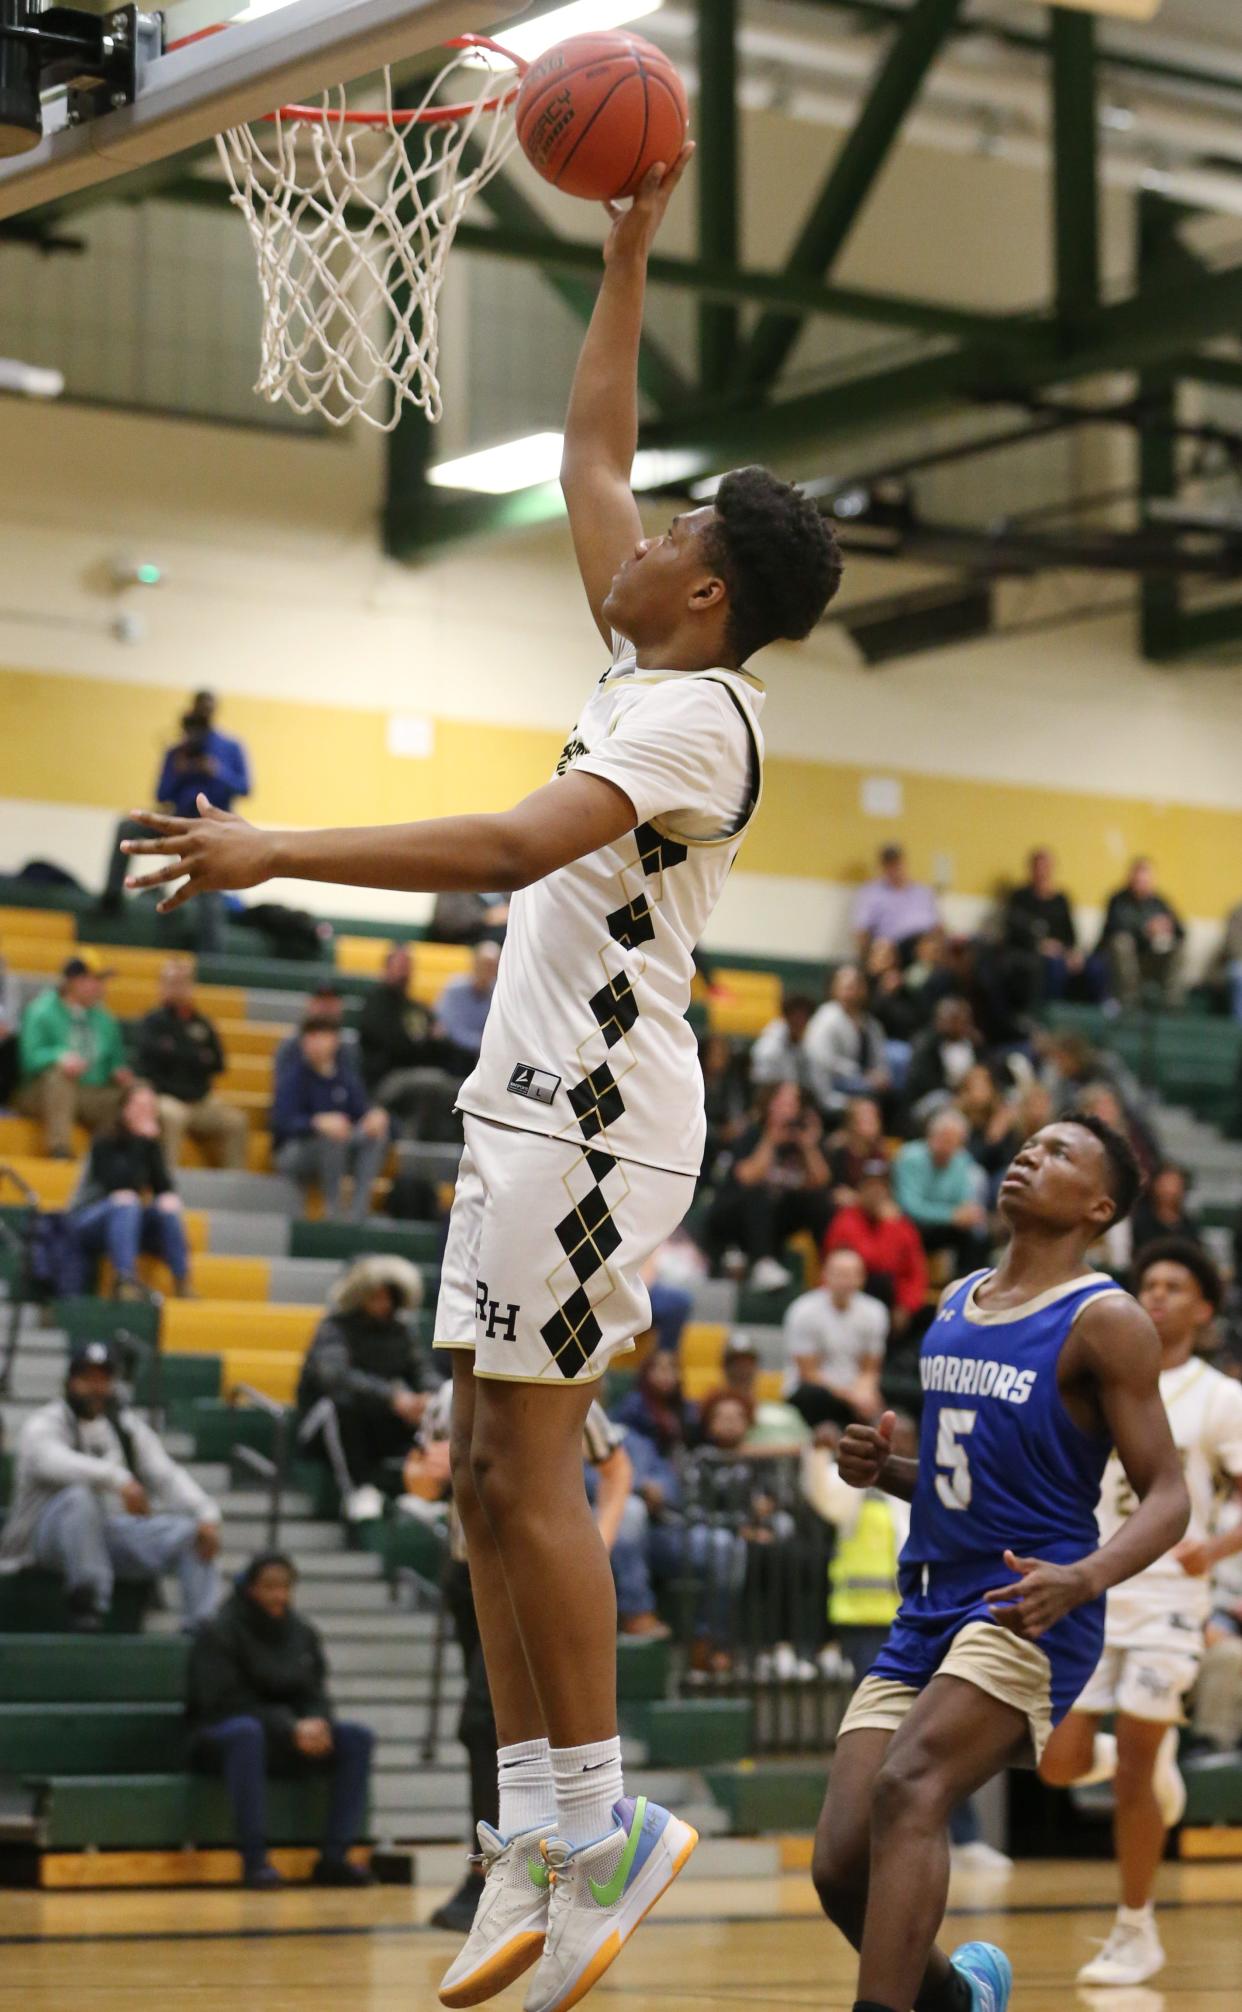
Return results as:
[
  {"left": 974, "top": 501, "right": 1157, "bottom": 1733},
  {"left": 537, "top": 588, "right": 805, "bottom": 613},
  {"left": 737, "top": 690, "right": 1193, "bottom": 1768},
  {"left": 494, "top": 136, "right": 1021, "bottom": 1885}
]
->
[
  {"left": 102, "top": 691, "right": 251, "bottom": 949},
  {"left": 704, "top": 1081, "right": 833, "bottom": 1291}
]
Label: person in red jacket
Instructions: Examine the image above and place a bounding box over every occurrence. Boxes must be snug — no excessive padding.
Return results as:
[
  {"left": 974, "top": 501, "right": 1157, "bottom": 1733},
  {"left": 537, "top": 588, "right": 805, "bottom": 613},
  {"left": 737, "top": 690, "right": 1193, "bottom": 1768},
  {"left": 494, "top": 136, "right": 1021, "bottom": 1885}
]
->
[{"left": 824, "top": 1159, "right": 928, "bottom": 1335}]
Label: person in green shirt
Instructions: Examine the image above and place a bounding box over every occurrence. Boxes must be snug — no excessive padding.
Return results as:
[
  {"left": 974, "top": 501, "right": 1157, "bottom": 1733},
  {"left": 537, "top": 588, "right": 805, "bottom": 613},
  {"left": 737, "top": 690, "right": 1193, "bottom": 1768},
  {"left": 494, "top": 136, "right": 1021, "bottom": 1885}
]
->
[{"left": 16, "top": 952, "right": 132, "bottom": 1157}]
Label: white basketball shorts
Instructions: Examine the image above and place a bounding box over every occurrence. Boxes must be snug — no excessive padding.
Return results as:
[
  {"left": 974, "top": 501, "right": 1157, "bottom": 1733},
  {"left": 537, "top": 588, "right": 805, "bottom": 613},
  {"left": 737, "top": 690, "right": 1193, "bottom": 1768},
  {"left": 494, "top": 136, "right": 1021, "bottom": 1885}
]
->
[
  {"left": 434, "top": 1114, "right": 694, "bottom": 1384},
  {"left": 1075, "top": 1643, "right": 1202, "bottom": 1725}
]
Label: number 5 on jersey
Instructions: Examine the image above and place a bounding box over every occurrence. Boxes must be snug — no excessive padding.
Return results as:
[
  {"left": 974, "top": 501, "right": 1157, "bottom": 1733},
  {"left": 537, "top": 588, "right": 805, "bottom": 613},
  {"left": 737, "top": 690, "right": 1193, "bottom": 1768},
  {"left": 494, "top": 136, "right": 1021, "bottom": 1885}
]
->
[{"left": 935, "top": 1408, "right": 977, "bottom": 1510}]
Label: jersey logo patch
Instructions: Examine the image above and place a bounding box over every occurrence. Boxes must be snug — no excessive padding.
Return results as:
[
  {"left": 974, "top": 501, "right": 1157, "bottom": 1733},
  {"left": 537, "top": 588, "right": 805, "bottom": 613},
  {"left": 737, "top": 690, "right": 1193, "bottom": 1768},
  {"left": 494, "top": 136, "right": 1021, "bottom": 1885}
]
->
[{"left": 508, "top": 1063, "right": 561, "bottom": 1107}]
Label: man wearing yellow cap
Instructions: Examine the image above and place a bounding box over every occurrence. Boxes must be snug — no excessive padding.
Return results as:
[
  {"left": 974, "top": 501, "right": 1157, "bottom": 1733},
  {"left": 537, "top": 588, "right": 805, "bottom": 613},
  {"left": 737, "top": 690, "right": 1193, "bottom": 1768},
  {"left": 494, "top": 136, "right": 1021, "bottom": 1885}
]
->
[{"left": 16, "top": 953, "right": 133, "bottom": 1156}]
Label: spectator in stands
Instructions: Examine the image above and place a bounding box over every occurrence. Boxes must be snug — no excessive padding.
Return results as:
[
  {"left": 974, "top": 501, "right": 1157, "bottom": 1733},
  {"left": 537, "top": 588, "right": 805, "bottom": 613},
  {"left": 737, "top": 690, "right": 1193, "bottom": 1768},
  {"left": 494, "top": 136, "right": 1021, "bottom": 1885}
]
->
[
  {"left": 804, "top": 964, "right": 891, "bottom": 1120},
  {"left": 1001, "top": 847, "right": 1084, "bottom": 1010},
  {"left": 1097, "top": 857, "right": 1185, "bottom": 1009},
  {"left": 612, "top": 1423, "right": 739, "bottom": 1658},
  {"left": 297, "top": 1256, "right": 438, "bottom": 1523},
  {"left": 1076, "top": 1080, "right": 1160, "bottom": 1184},
  {"left": 705, "top": 1082, "right": 833, "bottom": 1290},
  {"left": 187, "top": 1551, "right": 374, "bottom": 1889},
  {"left": 16, "top": 952, "right": 132, "bottom": 1157},
  {"left": 1130, "top": 1162, "right": 1201, "bottom": 1256},
  {"left": 955, "top": 1064, "right": 1022, "bottom": 1201},
  {"left": 435, "top": 942, "right": 500, "bottom": 1073},
  {"left": 104, "top": 692, "right": 251, "bottom": 949},
  {"left": 356, "top": 944, "right": 455, "bottom": 1138},
  {"left": 700, "top": 1031, "right": 752, "bottom": 1175},
  {"left": 71, "top": 1082, "right": 192, "bottom": 1296},
  {"left": 801, "top": 1410, "right": 916, "bottom": 1682},
  {"left": 866, "top": 938, "right": 925, "bottom": 1047},
  {"left": 134, "top": 958, "right": 248, "bottom": 1170},
  {"left": 782, "top": 1249, "right": 888, "bottom": 1431},
  {"left": 0, "top": 1338, "right": 221, "bottom": 1630},
  {"left": 826, "top": 1096, "right": 886, "bottom": 1207},
  {"left": 427, "top": 890, "right": 510, "bottom": 945},
  {"left": 611, "top": 1351, "right": 698, "bottom": 1457},
  {"left": 692, "top": 1393, "right": 819, "bottom": 1681},
  {"left": 699, "top": 1333, "right": 811, "bottom": 1451},
  {"left": 852, "top": 844, "right": 940, "bottom": 960},
  {"left": 904, "top": 995, "right": 985, "bottom": 1123},
  {"left": 272, "top": 1016, "right": 389, "bottom": 1223},
  {"left": 825, "top": 1160, "right": 928, "bottom": 1335},
  {"left": 1042, "top": 1032, "right": 1159, "bottom": 1167},
  {"left": 751, "top": 992, "right": 817, "bottom": 1091},
  {"left": 1223, "top": 898, "right": 1242, "bottom": 1023},
  {"left": 274, "top": 983, "right": 347, "bottom": 1084},
  {"left": 156, "top": 692, "right": 251, "bottom": 953},
  {"left": 893, "top": 1107, "right": 989, "bottom": 1275}
]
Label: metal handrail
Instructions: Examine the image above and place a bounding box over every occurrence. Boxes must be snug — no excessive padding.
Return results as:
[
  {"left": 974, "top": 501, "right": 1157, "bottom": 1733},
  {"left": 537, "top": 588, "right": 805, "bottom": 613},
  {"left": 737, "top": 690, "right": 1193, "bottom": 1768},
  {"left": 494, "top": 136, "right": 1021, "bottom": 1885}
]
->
[
  {"left": 229, "top": 1382, "right": 291, "bottom": 1549},
  {"left": 0, "top": 1162, "right": 40, "bottom": 1400}
]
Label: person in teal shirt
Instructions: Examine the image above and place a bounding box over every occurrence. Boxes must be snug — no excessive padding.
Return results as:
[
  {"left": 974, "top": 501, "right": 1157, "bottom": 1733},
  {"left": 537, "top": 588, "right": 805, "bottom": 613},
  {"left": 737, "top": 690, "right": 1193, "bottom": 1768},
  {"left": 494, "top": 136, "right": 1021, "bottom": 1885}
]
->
[
  {"left": 16, "top": 953, "right": 132, "bottom": 1157},
  {"left": 893, "top": 1106, "right": 990, "bottom": 1277}
]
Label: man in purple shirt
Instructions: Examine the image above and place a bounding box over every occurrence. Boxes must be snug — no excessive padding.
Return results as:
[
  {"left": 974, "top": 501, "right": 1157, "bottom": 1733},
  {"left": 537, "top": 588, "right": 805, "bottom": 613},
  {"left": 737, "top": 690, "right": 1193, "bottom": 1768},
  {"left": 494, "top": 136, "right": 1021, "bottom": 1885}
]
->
[{"left": 852, "top": 845, "right": 940, "bottom": 959}]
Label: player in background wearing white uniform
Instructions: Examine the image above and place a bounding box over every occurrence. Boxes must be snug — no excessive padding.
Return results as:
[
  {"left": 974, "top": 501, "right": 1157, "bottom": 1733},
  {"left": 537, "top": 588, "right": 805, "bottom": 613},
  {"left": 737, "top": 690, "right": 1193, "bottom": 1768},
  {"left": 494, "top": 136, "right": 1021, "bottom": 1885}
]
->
[
  {"left": 121, "top": 154, "right": 842, "bottom": 2012},
  {"left": 1040, "top": 1239, "right": 1242, "bottom": 1986}
]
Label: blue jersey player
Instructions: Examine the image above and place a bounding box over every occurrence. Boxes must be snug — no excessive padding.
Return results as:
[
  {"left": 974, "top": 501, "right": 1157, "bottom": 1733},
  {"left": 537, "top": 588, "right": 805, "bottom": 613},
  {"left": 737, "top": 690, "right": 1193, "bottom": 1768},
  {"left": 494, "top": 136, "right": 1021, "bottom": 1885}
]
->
[{"left": 812, "top": 1114, "right": 1189, "bottom": 2012}]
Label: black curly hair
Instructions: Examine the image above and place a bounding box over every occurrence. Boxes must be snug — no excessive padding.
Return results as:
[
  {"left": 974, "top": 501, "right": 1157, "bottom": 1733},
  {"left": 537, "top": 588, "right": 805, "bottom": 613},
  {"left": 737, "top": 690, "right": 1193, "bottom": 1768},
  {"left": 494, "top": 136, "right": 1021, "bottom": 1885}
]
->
[
  {"left": 1133, "top": 1236, "right": 1223, "bottom": 1313},
  {"left": 1063, "top": 1111, "right": 1144, "bottom": 1225},
  {"left": 704, "top": 467, "right": 843, "bottom": 665}
]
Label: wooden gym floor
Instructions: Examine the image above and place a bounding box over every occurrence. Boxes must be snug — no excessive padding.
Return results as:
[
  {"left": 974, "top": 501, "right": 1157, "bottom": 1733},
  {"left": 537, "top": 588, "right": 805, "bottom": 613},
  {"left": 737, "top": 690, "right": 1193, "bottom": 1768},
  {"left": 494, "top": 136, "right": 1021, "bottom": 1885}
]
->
[{"left": 1, "top": 1859, "right": 1239, "bottom": 2010}]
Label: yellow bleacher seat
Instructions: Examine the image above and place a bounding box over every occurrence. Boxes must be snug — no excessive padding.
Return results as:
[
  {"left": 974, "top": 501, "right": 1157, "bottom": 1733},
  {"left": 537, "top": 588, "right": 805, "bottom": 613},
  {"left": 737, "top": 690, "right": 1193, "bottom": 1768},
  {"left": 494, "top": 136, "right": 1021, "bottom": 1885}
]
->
[
  {"left": 217, "top": 1019, "right": 290, "bottom": 1060},
  {"left": 706, "top": 968, "right": 784, "bottom": 1041},
  {"left": 162, "top": 1300, "right": 319, "bottom": 1356},
  {"left": 0, "top": 1116, "right": 88, "bottom": 1161},
  {"left": 335, "top": 935, "right": 473, "bottom": 1009},
  {"left": 179, "top": 1255, "right": 272, "bottom": 1301},
  {"left": 678, "top": 1322, "right": 728, "bottom": 1371},
  {"left": 0, "top": 1154, "right": 80, "bottom": 1208},
  {"left": 681, "top": 1365, "right": 787, "bottom": 1405},
  {"left": 0, "top": 906, "right": 74, "bottom": 942},
  {"left": 222, "top": 1351, "right": 303, "bottom": 1405}
]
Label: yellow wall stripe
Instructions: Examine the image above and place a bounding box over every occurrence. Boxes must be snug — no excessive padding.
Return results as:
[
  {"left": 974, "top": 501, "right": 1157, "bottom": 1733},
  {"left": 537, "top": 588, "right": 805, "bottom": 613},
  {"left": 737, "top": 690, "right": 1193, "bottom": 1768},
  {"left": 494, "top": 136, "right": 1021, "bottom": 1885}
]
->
[{"left": 3, "top": 664, "right": 1237, "bottom": 912}]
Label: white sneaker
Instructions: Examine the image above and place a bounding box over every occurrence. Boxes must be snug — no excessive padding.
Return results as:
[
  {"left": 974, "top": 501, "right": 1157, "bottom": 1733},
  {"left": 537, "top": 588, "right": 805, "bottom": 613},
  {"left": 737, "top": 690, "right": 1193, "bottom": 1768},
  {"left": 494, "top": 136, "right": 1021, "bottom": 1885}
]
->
[
  {"left": 756, "top": 1643, "right": 817, "bottom": 1682},
  {"left": 950, "top": 1840, "right": 1014, "bottom": 1874},
  {"left": 1153, "top": 1727, "right": 1187, "bottom": 1828},
  {"left": 1077, "top": 1914, "right": 1165, "bottom": 1986},
  {"left": 438, "top": 1822, "right": 553, "bottom": 2009},
  {"left": 817, "top": 1644, "right": 854, "bottom": 1682},
  {"left": 344, "top": 1484, "right": 385, "bottom": 1523},
  {"left": 748, "top": 1257, "right": 792, "bottom": 1292},
  {"left": 523, "top": 1796, "right": 698, "bottom": 2012}
]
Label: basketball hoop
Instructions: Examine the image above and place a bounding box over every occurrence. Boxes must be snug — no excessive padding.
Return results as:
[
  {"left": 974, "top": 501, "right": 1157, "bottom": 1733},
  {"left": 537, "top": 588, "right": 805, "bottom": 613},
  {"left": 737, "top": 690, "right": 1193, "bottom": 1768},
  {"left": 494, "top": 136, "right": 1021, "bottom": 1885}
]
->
[{"left": 214, "top": 34, "right": 525, "bottom": 431}]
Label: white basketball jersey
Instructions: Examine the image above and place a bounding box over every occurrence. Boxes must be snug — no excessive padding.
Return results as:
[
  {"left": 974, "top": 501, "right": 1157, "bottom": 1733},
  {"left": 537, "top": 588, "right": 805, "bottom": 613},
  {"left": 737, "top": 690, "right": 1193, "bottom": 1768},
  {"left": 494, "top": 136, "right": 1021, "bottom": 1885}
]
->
[
  {"left": 456, "top": 638, "right": 764, "bottom": 1177},
  {"left": 1097, "top": 1356, "right": 1242, "bottom": 1649}
]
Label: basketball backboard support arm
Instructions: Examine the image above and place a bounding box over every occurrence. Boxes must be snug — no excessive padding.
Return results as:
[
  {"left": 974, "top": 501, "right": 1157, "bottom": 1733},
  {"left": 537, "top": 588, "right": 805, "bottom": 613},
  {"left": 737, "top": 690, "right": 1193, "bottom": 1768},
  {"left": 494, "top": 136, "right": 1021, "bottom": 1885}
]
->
[{"left": 0, "top": 0, "right": 528, "bottom": 221}]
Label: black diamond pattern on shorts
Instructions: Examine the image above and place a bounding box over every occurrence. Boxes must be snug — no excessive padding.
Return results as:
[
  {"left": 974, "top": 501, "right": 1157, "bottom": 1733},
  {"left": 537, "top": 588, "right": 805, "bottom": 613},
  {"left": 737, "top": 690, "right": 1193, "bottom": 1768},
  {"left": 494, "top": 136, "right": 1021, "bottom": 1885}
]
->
[
  {"left": 589, "top": 972, "right": 639, "bottom": 1050},
  {"left": 606, "top": 894, "right": 655, "bottom": 950},
  {"left": 566, "top": 1065, "right": 626, "bottom": 1140},
  {"left": 634, "top": 822, "right": 689, "bottom": 876},
  {"left": 585, "top": 1149, "right": 614, "bottom": 1182},
  {"left": 555, "top": 1189, "right": 623, "bottom": 1284},
  {"left": 541, "top": 1286, "right": 604, "bottom": 1378}
]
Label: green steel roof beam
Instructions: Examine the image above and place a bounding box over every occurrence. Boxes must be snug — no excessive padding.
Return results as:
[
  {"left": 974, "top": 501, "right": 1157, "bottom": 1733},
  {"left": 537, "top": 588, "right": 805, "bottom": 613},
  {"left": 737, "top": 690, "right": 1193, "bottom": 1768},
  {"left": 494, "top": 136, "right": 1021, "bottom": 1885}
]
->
[
  {"left": 737, "top": 0, "right": 965, "bottom": 395},
  {"left": 697, "top": 0, "right": 741, "bottom": 396},
  {"left": 1051, "top": 6, "right": 1100, "bottom": 331}
]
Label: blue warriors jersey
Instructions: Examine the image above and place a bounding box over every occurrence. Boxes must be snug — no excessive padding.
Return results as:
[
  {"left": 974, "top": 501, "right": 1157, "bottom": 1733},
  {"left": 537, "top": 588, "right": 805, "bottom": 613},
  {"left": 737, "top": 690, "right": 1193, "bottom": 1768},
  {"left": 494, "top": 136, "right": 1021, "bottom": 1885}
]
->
[{"left": 869, "top": 1269, "right": 1124, "bottom": 1724}]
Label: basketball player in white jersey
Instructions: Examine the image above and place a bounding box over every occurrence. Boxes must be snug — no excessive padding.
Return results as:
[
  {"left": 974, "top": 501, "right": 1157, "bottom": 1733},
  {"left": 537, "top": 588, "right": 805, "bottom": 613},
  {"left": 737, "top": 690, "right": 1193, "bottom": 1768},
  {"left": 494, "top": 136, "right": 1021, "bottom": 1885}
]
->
[
  {"left": 123, "top": 151, "right": 842, "bottom": 2012},
  {"left": 1040, "top": 1238, "right": 1242, "bottom": 1986}
]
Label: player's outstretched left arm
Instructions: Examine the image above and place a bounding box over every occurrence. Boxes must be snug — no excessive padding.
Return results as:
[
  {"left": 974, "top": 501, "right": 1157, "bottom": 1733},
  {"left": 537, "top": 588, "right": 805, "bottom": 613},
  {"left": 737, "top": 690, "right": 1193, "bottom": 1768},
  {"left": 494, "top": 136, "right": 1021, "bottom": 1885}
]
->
[
  {"left": 121, "top": 773, "right": 639, "bottom": 913},
  {"left": 986, "top": 1295, "right": 1189, "bottom": 1641}
]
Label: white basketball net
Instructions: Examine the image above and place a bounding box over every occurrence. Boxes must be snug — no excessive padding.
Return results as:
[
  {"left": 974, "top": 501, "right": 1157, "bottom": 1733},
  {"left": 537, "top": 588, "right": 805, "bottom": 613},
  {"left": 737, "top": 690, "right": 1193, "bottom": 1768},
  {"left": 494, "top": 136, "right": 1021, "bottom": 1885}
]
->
[{"left": 216, "top": 43, "right": 522, "bottom": 432}]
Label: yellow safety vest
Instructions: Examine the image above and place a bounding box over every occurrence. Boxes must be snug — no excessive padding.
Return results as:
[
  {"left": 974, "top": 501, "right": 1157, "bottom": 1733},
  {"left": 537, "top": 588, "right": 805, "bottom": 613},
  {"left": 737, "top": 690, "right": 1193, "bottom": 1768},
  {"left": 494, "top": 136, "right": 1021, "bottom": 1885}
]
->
[{"left": 829, "top": 1494, "right": 901, "bottom": 1628}]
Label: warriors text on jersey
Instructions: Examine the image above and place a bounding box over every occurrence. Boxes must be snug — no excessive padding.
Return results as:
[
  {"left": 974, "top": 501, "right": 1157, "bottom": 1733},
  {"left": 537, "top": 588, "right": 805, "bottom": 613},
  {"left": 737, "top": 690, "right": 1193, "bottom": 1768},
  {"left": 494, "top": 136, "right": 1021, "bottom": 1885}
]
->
[
  {"left": 870, "top": 1268, "right": 1125, "bottom": 1723},
  {"left": 1096, "top": 1356, "right": 1242, "bottom": 1649},
  {"left": 456, "top": 636, "right": 763, "bottom": 1178}
]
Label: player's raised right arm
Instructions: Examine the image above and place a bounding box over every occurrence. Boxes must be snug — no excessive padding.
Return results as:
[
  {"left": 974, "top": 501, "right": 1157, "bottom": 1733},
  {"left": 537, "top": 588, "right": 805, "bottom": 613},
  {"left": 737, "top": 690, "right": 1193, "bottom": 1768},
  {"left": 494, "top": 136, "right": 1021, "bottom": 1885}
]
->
[{"left": 560, "top": 149, "right": 694, "bottom": 644}]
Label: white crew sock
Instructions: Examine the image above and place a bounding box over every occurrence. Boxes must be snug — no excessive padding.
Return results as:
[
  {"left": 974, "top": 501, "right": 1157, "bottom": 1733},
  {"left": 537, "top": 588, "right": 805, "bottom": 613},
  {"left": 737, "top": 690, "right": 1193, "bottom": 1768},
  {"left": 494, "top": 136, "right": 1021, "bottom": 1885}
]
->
[
  {"left": 1117, "top": 1903, "right": 1156, "bottom": 1930},
  {"left": 497, "top": 1738, "right": 555, "bottom": 1840},
  {"left": 551, "top": 1737, "right": 625, "bottom": 1851},
  {"left": 1076, "top": 1732, "right": 1118, "bottom": 1787}
]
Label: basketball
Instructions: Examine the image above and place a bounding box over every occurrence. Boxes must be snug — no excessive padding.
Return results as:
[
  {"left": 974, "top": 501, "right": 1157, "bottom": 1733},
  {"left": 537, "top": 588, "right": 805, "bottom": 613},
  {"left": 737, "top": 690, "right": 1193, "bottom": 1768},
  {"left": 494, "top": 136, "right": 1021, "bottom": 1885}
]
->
[{"left": 515, "top": 31, "right": 689, "bottom": 203}]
